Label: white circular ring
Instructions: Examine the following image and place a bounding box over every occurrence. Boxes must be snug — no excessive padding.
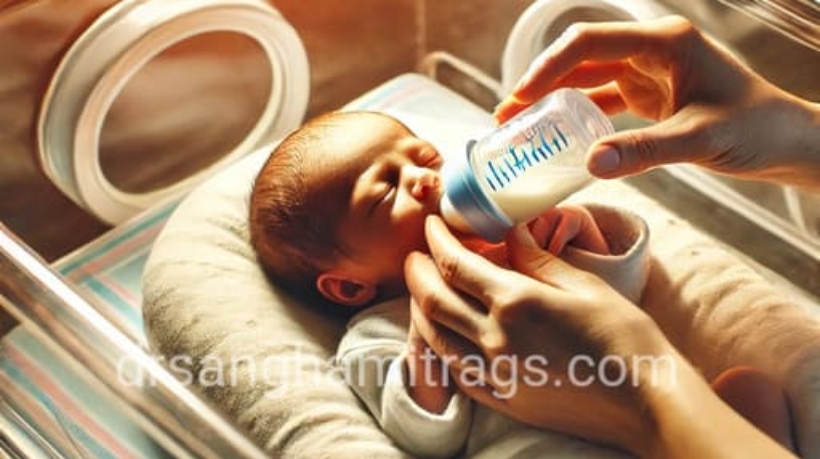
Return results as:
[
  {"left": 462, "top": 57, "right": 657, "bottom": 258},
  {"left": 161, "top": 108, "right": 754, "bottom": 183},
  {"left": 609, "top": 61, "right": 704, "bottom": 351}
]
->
[{"left": 37, "top": 0, "right": 309, "bottom": 224}]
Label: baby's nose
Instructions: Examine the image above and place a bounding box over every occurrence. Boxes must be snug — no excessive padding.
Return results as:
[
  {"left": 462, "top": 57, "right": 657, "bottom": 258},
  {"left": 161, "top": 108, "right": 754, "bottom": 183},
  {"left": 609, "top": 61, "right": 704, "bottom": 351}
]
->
[{"left": 410, "top": 169, "right": 440, "bottom": 201}]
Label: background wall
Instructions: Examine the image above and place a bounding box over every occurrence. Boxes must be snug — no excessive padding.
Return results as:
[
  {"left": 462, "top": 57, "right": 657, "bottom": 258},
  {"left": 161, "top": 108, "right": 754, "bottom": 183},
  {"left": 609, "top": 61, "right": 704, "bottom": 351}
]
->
[{"left": 277, "top": 0, "right": 532, "bottom": 117}]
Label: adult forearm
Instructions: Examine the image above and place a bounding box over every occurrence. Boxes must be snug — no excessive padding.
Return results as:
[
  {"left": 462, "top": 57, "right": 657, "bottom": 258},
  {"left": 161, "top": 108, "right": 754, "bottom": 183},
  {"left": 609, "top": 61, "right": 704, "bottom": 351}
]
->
[
  {"left": 782, "top": 99, "right": 820, "bottom": 191},
  {"left": 639, "top": 353, "right": 796, "bottom": 459},
  {"left": 754, "top": 93, "right": 820, "bottom": 191}
]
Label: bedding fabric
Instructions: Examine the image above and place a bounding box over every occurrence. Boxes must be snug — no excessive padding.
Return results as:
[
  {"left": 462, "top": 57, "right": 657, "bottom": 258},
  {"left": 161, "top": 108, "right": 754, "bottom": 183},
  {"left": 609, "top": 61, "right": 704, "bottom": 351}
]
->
[{"left": 142, "top": 73, "right": 820, "bottom": 458}]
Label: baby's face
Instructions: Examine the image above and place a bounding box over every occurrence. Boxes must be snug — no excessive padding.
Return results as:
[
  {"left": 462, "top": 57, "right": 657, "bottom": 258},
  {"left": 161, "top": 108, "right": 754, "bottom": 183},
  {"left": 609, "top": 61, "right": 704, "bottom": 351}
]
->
[{"left": 328, "top": 114, "right": 444, "bottom": 293}]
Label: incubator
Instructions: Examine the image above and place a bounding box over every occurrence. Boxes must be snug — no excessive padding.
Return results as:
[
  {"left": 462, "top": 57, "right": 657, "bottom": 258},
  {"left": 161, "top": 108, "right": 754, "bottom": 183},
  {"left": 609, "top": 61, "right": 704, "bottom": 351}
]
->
[{"left": 0, "top": 0, "right": 819, "bottom": 457}]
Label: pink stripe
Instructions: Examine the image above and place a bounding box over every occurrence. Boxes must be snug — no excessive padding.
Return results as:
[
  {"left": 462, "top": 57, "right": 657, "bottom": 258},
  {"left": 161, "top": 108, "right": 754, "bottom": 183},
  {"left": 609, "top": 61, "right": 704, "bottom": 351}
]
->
[
  {"left": 65, "top": 227, "right": 159, "bottom": 282},
  {"left": 7, "top": 346, "right": 141, "bottom": 459},
  {"left": 95, "top": 272, "right": 139, "bottom": 306}
]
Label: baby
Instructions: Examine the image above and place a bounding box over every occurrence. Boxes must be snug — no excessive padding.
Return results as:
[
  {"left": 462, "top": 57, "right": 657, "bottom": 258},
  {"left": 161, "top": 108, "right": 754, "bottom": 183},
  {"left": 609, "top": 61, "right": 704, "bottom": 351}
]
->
[{"left": 249, "top": 110, "right": 793, "bottom": 457}]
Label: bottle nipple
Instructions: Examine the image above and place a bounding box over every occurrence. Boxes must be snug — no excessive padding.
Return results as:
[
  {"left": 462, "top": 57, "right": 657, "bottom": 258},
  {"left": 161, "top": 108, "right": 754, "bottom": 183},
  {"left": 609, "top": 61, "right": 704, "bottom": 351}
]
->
[{"left": 439, "top": 194, "right": 473, "bottom": 234}]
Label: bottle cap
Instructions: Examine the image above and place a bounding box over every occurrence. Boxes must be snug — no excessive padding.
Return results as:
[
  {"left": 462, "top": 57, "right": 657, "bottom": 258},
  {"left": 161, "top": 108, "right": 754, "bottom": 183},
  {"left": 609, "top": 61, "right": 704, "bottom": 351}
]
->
[{"left": 440, "top": 141, "right": 512, "bottom": 242}]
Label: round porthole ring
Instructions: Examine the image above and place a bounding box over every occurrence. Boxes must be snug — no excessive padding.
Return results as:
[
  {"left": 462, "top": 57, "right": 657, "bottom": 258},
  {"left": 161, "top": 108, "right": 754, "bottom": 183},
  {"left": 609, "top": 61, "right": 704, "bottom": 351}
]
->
[{"left": 37, "top": 0, "right": 309, "bottom": 224}]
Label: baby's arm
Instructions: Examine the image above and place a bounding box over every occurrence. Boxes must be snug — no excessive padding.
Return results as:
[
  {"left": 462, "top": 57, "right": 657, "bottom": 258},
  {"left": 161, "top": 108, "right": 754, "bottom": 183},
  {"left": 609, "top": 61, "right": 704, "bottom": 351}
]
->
[
  {"left": 406, "top": 321, "right": 455, "bottom": 414},
  {"left": 530, "top": 204, "right": 610, "bottom": 255},
  {"left": 336, "top": 300, "right": 471, "bottom": 458},
  {"left": 528, "top": 204, "right": 651, "bottom": 303}
]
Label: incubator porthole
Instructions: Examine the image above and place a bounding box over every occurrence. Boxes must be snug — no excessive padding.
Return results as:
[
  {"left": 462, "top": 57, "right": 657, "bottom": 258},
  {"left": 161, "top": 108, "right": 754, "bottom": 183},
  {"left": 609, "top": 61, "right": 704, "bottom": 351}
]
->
[
  {"left": 98, "top": 31, "right": 272, "bottom": 195},
  {"left": 37, "top": 0, "right": 308, "bottom": 224}
]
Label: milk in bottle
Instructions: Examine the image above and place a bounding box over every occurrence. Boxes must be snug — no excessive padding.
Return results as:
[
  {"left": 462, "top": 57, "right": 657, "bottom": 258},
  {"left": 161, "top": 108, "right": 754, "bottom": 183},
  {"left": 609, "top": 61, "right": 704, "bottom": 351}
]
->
[{"left": 439, "top": 88, "right": 614, "bottom": 241}]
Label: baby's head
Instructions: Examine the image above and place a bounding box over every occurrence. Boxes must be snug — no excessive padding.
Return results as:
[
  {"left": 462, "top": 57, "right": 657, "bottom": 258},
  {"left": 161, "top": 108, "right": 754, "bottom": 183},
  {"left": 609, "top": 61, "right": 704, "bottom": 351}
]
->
[{"left": 250, "top": 111, "right": 443, "bottom": 308}]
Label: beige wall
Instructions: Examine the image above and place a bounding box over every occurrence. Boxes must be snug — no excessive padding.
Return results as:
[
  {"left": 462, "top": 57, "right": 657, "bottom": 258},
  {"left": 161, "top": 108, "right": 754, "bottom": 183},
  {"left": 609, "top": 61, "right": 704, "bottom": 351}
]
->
[{"left": 278, "top": 0, "right": 531, "bottom": 117}]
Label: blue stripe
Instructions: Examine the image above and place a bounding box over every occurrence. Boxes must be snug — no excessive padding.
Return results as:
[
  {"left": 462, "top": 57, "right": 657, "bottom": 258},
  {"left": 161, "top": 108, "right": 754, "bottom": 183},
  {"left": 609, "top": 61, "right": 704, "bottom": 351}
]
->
[
  {"left": 57, "top": 201, "right": 177, "bottom": 275},
  {"left": 4, "top": 330, "right": 171, "bottom": 457},
  {"left": 80, "top": 277, "right": 143, "bottom": 331},
  {"left": 1, "top": 358, "right": 118, "bottom": 459}
]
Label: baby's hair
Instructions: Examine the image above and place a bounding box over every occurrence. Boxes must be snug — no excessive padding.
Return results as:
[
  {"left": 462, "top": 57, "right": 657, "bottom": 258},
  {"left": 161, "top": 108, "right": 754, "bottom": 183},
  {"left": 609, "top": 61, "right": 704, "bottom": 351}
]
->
[
  {"left": 249, "top": 110, "right": 412, "bottom": 300},
  {"left": 250, "top": 112, "right": 342, "bottom": 297}
]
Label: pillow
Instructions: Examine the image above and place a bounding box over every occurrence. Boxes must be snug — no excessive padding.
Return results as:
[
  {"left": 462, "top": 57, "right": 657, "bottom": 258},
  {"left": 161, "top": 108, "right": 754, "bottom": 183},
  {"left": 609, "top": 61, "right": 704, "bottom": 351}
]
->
[
  {"left": 143, "top": 149, "right": 410, "bottom": 457},
  {"left": 143, "top": 74, "right": 820, "bottom": 458}
]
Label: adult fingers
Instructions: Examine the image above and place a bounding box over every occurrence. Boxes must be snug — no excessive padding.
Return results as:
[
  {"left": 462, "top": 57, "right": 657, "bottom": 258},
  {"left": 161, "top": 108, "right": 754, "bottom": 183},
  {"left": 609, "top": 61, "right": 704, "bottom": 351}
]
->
[
  {"left": 587, "top": 107, "right": 722, "bottom": 178},
  {"left": 423, "top": 216, "right": 522, "bottom": 307},
  {"left": 512, "top": 16, "right": 688, "bottom": 104},
  {"left": 405, "top": 251, "right": 485, "bottom": 343},
  {"left": 494, "top": 98, "right": 530, "bottom": 124},
  {"left": 552, "top": 61, "right": 628, "bottom": 90},
  {"left": 505, "top": 224, "right": 574, "bottom": 286},
  {"left": 411, "top": 299, "right": 524, "bottom": 402},
  {"left": 584, "top": 83, "right": 629, "bottom": 116},
  {"left": 495, "top": 63, "right": 627, "bottom": 123},
  {"left": 409, "top": 298, "right": 485, "bottom": 373}
]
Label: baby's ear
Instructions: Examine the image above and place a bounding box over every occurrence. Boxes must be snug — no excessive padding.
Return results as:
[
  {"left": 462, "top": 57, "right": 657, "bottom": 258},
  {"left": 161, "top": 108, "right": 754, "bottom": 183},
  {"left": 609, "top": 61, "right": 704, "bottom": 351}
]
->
[{"left": 316, "top": 272, "right": 377, "bottom": 307}]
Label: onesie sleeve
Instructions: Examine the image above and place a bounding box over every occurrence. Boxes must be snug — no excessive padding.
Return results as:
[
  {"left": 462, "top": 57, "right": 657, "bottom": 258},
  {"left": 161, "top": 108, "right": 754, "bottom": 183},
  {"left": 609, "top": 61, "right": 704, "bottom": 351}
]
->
[
  {"left": 336, "top": 299, "right": 471, "bottom": 458},
  {"left": 562, "top": 204, "right": 651, "bottom": 304}
]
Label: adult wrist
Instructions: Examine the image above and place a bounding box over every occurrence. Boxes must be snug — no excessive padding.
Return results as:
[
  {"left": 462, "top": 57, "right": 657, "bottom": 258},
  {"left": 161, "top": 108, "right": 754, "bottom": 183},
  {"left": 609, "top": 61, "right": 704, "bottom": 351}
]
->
[
  {"left": 765, "top": 93, "right": 820, "bottom": 191},
  {"left": 636, "top": 351, "right": 797, "bottom": 459},
  {"left": 591, "top": 315, "right": 683, "bottom": 457},
  {"left": 634, "top": 351, "right": 711, "bottom": 459},
  {"left": 618, "top": 338, "right": 690, "bottom": 458}
]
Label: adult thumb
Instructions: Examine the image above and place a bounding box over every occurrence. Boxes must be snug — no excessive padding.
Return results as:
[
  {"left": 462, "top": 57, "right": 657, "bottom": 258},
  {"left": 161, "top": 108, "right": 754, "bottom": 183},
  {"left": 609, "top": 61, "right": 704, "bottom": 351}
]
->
[
  {"left": 506, "top": 224, "right": 569, "bottom": 285},
  {"left": 587, "top": 115, "right": 710, "bottom": 179}
]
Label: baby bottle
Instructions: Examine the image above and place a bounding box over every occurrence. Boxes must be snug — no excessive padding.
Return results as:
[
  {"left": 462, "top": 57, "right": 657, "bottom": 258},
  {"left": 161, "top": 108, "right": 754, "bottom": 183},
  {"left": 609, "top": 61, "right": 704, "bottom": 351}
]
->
[{"left": 439, "top": 88, "right": 614, "bottom": 242}]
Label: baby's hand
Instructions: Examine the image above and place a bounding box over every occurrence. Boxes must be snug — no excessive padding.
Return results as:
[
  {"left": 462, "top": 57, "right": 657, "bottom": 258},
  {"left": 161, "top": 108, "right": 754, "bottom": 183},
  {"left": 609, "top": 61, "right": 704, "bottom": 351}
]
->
[
  {"left": 529, "top": 205, "right": 610, "bottom": 255},
  {"left": 406, "top": 321, "right": 454, "bottom": 414}
]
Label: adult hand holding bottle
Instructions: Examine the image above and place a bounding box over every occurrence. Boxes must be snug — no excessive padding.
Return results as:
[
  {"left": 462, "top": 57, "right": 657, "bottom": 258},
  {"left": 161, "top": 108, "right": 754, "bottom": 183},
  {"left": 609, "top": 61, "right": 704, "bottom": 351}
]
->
[{"left": 495, "top": 16, "right": 820, "bottom": 190}]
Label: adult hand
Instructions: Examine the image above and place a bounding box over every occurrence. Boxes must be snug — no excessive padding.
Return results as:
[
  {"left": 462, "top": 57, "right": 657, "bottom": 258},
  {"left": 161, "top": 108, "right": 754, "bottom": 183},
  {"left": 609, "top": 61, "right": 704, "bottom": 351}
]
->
[
  {"left": 495, "top": 16, "right": 820, "bottom": 190},
  {"left": 406, "top": 215, "right": 798, "bottom": 459},
  {"left": 405, "top": 215, "right": 672, "bottom": 455}
]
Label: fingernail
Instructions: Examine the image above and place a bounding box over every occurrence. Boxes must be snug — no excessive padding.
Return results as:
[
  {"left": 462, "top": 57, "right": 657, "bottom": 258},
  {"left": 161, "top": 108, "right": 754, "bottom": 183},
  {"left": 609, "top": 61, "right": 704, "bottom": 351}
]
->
[
  {"left": 589, "top": 146, "right": 621, "bottom": 176},
  {"left": 493, "top": 97, "right": 516, "bottom": 123}
]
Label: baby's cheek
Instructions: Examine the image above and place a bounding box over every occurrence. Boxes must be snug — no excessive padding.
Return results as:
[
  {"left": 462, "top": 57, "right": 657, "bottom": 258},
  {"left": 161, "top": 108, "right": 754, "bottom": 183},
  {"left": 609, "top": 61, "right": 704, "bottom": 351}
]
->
[
  {"left": 397, "top": 216, "right": 428, "bottom": 251},
  {"left": 398, "top": 194, "right": 433, "bottom": 224}
]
